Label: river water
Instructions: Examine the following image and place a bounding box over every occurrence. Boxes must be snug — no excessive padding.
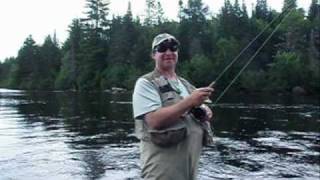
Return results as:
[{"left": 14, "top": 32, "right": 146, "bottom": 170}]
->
[{"left": 0, "top": 88, "right": 319, "bottom": 179}]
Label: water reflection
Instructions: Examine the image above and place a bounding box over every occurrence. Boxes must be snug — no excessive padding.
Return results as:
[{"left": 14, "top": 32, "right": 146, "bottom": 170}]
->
[{"left": 0, "top": 89, "right": 319, "bottom": 179}]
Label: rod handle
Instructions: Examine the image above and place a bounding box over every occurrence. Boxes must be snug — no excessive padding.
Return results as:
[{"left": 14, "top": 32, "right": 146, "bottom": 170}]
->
[{"left": 208, "top": 81, "right": 215, "bottom": 88}]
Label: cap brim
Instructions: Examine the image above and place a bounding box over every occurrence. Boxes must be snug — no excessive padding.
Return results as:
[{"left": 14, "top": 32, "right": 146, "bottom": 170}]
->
[{"left": 152, "top": 38, "right": 180, "bottom": 50}]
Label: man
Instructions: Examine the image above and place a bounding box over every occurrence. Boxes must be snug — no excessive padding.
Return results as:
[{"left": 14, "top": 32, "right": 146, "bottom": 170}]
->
[{"left": 132, "top": 33, "right": 214, "bottom": 180}]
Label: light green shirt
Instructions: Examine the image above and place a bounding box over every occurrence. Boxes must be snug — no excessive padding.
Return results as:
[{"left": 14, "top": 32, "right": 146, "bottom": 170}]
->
[{"left": 132, "top": 77, "right": 189, "bottom": 118}]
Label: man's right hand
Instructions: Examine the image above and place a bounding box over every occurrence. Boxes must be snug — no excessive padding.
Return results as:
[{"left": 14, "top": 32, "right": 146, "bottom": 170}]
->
[{"left": 187, "top": 87, "right": 214, "bottom": 107}]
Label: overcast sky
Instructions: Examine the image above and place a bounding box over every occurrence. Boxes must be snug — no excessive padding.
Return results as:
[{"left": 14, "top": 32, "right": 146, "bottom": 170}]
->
[{"left": 0, "top": 0, "right": 312, "bottom": 61}]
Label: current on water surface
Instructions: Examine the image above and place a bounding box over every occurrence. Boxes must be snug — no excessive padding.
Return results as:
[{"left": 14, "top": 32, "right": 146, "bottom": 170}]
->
[{"left": 0, "top": 89, "right": 319, "bottom": 179}]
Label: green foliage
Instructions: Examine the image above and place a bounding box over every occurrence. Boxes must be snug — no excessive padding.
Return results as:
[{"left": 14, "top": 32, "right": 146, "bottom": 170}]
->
[
  {"left": 57, "top": 19, "right": 84, "bottom": 90},
  {"left": 308, "top": 64, "right": 320, "bottom": 93},
  {"left": 108, "top": 9, "right": 139, "bottom": 65},
  {"left": 38, "top": 35, "right": 62, "bottom": 89},
  {"left": 55, "top": 52, "right": 76, "bottom": 90},
  {"left": 213, "top": 37, "right": 241, "bottom": 81},
  {"left": 144, "top": 0, "right": 166, "bottom": 26},
  {"left": 308, "top": 0, "right": 320, "bottom": 21},
  {"left": 82, "top": 0, "right": 110, "bottom": 36},
  {"left": 266, "top": 52, "right": 307, "bottom": 91},
  {"left": 178, "top": 0, "right": 211, "bottom": 61},
  {"left": 12, "top": 35, "right": 42, "bottom": 89},
  {"left": 218, "top": 0, "right": 250, "bottom": 39},
  {"left": 282, "top": 0, "right": 297, "bottom": 11},
  {"left": 0, "top": 0, "right": 318, "bottom": 95},
  {"left": 77, "top": 44, "right": 107, "bottom": 91},
  {"left": 180, "top": 55, "right": 214, "bottom": 87},
  {"left": 0, "top": 57, "right": 16, "bottom": 87},
  {"left": 100, "top": 65, "right": 141, "bottom": 89},
  {"left": 254, "top": 0, "right": 271, "bottom": 21},
  {"left": 239, "top": 70, "right": 267, "bottom": 91},
  {"left": 278, "top": 9, "right": 311, "bottom": 53},
  {"left": 8, "top": 35, "right": 62, "bottom": 90}
]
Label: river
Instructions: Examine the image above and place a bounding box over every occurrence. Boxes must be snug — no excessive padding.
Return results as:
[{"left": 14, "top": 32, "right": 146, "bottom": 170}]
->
[{"left": 0, "top": 88, "right": 319, "bottom": 179}]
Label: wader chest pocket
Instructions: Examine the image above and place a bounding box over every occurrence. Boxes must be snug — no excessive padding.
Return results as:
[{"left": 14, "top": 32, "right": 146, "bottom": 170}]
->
[
  {"left": 148, "top": 122, "right": 187, "bottom": 147},
  {"left": 161, "top": 92, "right": 180, "bottom": 106},
  {"left": 162, "top": 92, "right": 176, "bottom": 101}
]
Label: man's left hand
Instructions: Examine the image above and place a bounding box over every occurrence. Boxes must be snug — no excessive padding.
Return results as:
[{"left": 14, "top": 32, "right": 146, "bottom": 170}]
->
[{"left": 201, "top": 104, "right": 213, "bottom": 121}]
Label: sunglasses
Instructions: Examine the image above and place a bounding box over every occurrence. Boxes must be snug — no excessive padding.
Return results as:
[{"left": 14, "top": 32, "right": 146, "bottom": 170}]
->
[{"left": 155, "top": 42, "right": 179, "bottom": 53}]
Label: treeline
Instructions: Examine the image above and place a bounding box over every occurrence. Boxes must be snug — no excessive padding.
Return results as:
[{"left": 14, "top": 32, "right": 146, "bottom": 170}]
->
[{"left": 0, "top": 0, "right": 319, "bottom": 94}]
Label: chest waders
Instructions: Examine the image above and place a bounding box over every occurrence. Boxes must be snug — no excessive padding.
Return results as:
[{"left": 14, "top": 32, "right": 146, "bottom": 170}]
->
[{"left": 134, "top": 70, "right": 214, "bottom": 180}]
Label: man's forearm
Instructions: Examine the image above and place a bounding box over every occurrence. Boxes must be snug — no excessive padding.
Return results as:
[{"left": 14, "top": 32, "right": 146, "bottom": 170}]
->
[{"left": 145, "top": 97, "right": 194, "bottom": 130}]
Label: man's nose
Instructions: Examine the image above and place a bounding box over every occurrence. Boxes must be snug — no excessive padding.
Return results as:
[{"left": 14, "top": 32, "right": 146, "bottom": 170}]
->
[{"left": 164, "top": 48, "right": 173, "bottom": 53}]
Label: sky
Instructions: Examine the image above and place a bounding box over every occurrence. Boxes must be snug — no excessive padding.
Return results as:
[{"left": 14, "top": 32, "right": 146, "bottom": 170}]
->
[{"left": 0, "top": 0, "right": 312, "bottom": 62}]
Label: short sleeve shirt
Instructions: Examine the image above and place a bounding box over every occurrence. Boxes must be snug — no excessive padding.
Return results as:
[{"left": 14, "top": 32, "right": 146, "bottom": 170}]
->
[{"left": 132, "top": 77, "right": 189, "bottom": 119}]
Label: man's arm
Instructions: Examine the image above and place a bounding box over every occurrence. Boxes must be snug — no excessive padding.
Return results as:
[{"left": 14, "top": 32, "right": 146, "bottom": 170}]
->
[{"left": 145, "top": 87, "right": 213, "bottom": 130}]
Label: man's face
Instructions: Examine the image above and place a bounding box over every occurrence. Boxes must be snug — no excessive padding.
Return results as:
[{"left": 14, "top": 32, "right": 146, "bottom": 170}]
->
[{"left": 152, "top": 40, "right": 179, "bottom": 71}]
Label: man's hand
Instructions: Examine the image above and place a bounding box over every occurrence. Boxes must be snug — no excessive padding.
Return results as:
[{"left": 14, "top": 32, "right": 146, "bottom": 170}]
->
[
  {"left": 201, "top": 104, "right": 213, "bottom": 121},
  {"left": 187, "top": 87, "right": 214, "bottom": 107}
]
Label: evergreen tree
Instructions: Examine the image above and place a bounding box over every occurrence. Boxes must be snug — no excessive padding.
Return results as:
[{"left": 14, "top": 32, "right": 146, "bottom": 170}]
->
[
  {"left": 282, "top": 0, "right": 297, "bottom": 11},
  {"left": 107, "top": 2, "right": 138, "bottom": 65},
  {"left": 130, "top": 25, "right": 153, "bottom": 70},
  {"left": 77, "top": 37, "right": 108, "bottom": 90},
  {"left": 219, "top": 0, "right": 232, "bottom": 36},
  {"left": 218, "top": 0, "right": 239, "bottom": 38},
  {"left": 267, "top": 51, "right": 306, "bottom": 91},
  {"left": 218, "top": 0, "right": 251, "bottom": 43},
  {"left": 82, "top": 0, "right": 110, "bottom": 38},
  {"left": 13, "top": 35, "right": 41, "bottom": 89},
  {"left": 278, "top": 8, "right": 309, "bottom": 53},
  {"left": 0, "top": 0, "right": 318, "bottom": 93},
  {"left": 307, "top": 0, "right": 320, "bottom": 92},
  {"left": 101, "top": 2, "right": 142, "bottom": 89},
  {"left": 213, "top": 37, "right": 241, "bottom": 87},
  {"left": 308, "top": 0, "right": 320, "bottom": 55},
  {"left": 238, "top": 1, "right": 250, "bottom": 40},
  {"left": 178, "top": 0, "right": 185, "bottom": 21},
  {"left": 156, "top": 1, "right": 166, "bottom": 24},
  {"left": 308, "top": 0, "right": 320, "bottom": 56},
  {"left": 0, "top": 57, "right": 16, "bottom": 87},
  {"left": 178, "top": 0, "right": 209, "bottom": 60},
  {"left": 144, "top": 0, "right": 156, "bottom": 26},
  {"left": 56, "top": 19, "right": 84, "bottom": 90},
  {"left": 77, "top": 0, "right": 110, "bottom": 90},
  {"left": 254, "top": 0, "right": 270, "bottom": 21},
  {"left": 38, "top": 35, "right": 62, "bottom": 89},
  {"left": 144, "top": 0, "right": 165, "bottom": 26},
  {"left": 241, "top": 1, "right": 249, "bottom": 20},
  {"left": 308, "top": 0, "right": 320, "bottom": 21}
]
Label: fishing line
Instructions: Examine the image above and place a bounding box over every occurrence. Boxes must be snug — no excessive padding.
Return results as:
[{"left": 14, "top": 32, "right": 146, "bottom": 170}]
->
[
  {"left": 210, "top": 6, "right": 295, "bottom": 104},
  {"left": 201, "top": 4, "right": 297, "bottom": 148},
  {"left": 209, "top": 5, "right": 294, "bottom": 88}
]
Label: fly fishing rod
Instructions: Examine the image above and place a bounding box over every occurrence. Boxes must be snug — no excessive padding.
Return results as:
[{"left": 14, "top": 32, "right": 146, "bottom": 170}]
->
[
  {"left": 208, "top": 5, "right": 296, "bottom": 105},
  {"left": 201, "top": 5, "right": 296, "bottom": 147}
]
